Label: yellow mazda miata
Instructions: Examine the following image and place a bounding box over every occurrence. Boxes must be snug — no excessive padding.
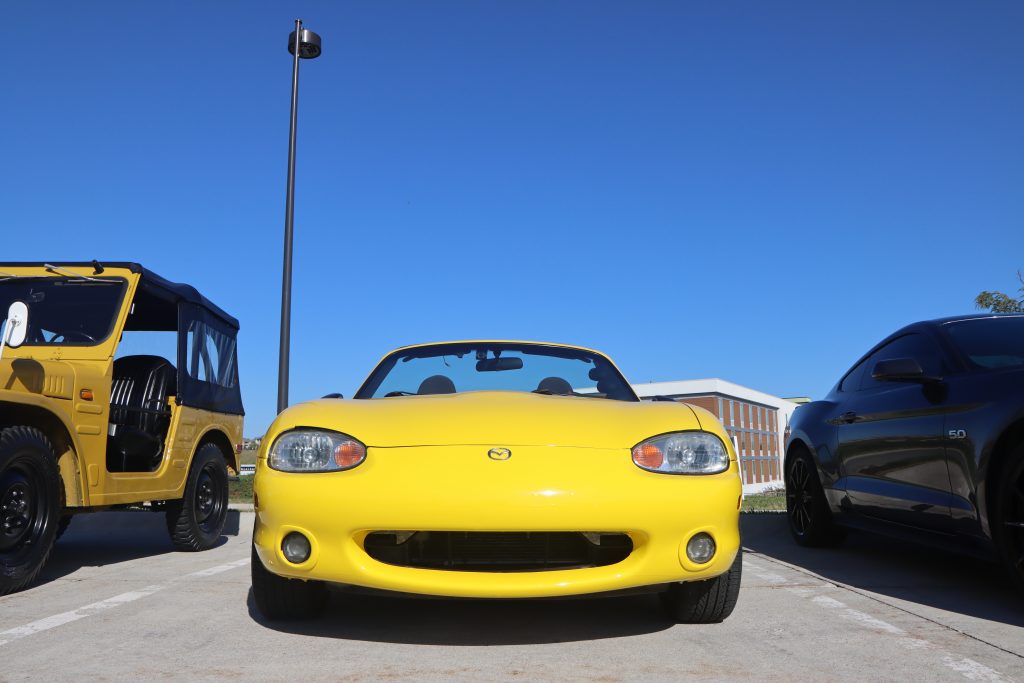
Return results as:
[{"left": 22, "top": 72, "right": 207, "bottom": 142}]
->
[{"left": 251, "top": 341, "right": 742, "bottom": 622}]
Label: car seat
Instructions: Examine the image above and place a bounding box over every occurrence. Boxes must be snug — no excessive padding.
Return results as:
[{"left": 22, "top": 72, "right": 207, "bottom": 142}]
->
[
  {"left": 418, "top": 375, "right": 456, "bottom": 395},
  {"left": 107, "top": 355, "right": 176, "bottom": 472}
]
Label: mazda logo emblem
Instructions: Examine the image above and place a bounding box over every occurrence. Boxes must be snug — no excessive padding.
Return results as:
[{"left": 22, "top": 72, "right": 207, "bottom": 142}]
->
[{"left": 488, "top": 447, "right": 512, "bottom": 461}]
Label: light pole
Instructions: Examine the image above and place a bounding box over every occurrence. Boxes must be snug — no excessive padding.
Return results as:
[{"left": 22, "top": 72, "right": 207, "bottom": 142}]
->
[{"left": 278, "top": 19, "right": 322, "bottom": 414}]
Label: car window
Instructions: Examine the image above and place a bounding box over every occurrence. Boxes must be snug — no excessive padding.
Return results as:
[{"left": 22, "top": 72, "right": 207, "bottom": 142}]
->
[
  {"left": 945, "top": 317, "right": 1024, "bottom": 370},
  {"left": 0, "top": 277, "right": 126, "bottom": 346},
  {"left": 839, "top": 358, "right": 868, "bottom": 392},
  {"left": 858, "top": 333, "right": 943, "bottom": 390},
  {"left": 356, "top": 343, "right": 638, "bottom": 401},
  {"left": 186, "top": 320, "right": 237, "bottom": 388}
]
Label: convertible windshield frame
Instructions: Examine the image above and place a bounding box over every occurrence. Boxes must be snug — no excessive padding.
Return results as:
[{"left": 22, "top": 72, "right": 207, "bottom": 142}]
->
[
  {"left": 0, "top": 276, "right": 128, "bottom": 348},
  {"left": 355, "top": 342, "right": 640, "bottom": 402}
]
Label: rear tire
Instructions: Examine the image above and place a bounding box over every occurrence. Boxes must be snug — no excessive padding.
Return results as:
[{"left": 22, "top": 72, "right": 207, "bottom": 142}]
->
[
  {"left": 785, "top": 447, "right": 845, "bottom": 547},
  {"left": 0, "top": 426, "right": 61, "bottom": 595},
  {"left": 166, "top": 443, "right": 228, "bottom": 551},
  {"left": 993, "top": 443, "right": 1024, "bottom": 594},
  {"left": 660, "top": 548, "right": 742, "bottom": 623},
  {"left": 251, "top": 544, "right": 327, "bottom": 620}
]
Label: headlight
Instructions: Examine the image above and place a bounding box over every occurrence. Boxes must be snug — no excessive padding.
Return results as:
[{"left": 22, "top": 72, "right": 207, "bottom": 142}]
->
[
  {"left": 631, "top": 431, "right": 730, "bottom": 474},
  {"left": 268, "top": 429, "right": 366, "bottom": 472}
]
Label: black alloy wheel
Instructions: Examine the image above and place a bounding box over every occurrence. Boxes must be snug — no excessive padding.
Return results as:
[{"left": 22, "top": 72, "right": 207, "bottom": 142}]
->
[
  {"left": 0, "top": 427, "right": 61, "bottom": 595},
  {"left": 785, "top": 448, "right": 844, "bottom": 547},
  {"left": 995, "top": 446, "right": 1024, "bottom": 594},
  {"left": 167, "top": 443, "right": 228, "bottom": 551}
]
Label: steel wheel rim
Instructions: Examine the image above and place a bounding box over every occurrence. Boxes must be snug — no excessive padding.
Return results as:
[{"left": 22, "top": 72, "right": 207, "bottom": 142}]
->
[
  {"left": 786, "top": 457, "right": 813, "bottom": 536},
  {"left": 0, "top": 458, "right": 46, "bottom": 554},
  {"left": 195, "top": 464, "right": 225, "bottom": 533}
]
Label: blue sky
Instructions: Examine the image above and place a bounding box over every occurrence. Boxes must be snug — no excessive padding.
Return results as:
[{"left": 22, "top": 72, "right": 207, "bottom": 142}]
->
[{"left": 4, "top": 2, "right": 1022, "bottom": 435}]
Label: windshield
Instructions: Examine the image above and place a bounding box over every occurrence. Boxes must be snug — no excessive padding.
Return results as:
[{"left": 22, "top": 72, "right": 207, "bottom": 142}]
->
[
  {"left": 945, "top": 317, "right": 1024, "bottom": 370},
  {"left": 356, "top": 343, "right": 639, "bottom": 401},
  {"left": 0, "top": 277, "right": 127, "bottom": 346}
]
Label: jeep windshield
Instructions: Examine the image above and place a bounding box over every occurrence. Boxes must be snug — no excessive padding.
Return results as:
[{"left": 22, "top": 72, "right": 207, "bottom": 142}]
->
[
  {"left": 0, "top": 277, "right": 127, "bottom": 346},
  {"left": 356, "top": 342, "right": 639, "bottom": 401}
]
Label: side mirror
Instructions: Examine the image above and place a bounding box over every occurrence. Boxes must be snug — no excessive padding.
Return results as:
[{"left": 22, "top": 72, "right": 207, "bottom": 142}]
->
[
  {"left": 322, "top": 393, "right": 344, "bottom": 399},
  {"left": 872, "top": 358, "right": 940, "bottom": 383},
  {"left": 2, "top": 301, "right": 29, "bottom": 349}
]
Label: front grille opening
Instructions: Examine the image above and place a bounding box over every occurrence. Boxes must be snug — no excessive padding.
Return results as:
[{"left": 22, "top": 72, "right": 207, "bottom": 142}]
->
[{"left": 363, "top": 531, "right": 632, "bottom": 572}]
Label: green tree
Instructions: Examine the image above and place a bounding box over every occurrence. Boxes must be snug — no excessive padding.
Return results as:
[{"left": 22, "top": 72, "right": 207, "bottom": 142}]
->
[{"left": 975, "top": 271, "right": 1024, "bottom": 313}]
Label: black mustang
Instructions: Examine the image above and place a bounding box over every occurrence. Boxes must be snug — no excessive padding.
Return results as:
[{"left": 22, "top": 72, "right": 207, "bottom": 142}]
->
[{"left": 785, "top": 314, "right": 1024, "bottom": 591}]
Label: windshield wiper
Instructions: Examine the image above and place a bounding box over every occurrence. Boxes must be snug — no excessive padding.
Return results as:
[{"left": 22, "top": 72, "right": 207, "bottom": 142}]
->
[
  {"left": 43, "top": 264, "right": 110, "bottom": 283},
  {"left": 531, "top": 389, "right": 606, "bottom": 399}
]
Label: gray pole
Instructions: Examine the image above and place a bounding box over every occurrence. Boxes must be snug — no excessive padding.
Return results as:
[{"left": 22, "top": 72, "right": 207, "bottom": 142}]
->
[
  {"left": 278, "top": 19, "right": 302, "bottom": 414},
  {"left": 278, "top": 19, "right": 321, "bottom": 414}
]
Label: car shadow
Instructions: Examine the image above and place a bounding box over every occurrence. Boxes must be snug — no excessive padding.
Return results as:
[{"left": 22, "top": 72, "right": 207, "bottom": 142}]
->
[
  {"left": 29, "top": 509, "right": 241, "bottom": 590},
  {"left": 246, "top": 588, "right": 676, "bottom": 645},
  {"left": 741, "top": 513, "right": 1024, "bottom": 627}
]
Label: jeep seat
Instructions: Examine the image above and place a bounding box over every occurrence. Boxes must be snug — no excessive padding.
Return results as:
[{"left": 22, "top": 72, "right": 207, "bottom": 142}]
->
[{"left": 107, "top": 355, "right": 176, "bottom": 472}]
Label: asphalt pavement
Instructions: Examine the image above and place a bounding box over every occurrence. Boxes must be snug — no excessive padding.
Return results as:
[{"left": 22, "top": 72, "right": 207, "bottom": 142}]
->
[{"left": 1, "top": 511, "right": 1022, "bottom": 682}]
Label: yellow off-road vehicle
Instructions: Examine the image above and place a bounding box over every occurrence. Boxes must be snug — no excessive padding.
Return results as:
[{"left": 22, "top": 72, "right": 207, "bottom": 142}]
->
[{"left": 0, "top": 262, "right": 244, "bottom": 594}]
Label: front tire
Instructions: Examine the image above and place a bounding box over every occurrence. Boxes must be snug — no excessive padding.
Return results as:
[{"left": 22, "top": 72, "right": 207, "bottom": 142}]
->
[
  {"left": 660, "top": 548, "right": 742, "bottom": 623},
  {"left": 251, "top": 544, "right": 327, "bottom": 620},
  {"left": 785, "top": 447, "right": 845, "bottom": 547},
  {"left": 993, "top": 444, "right": 1024, "bottom": 594},
  {"left": 0, "top": 427, "right": 61, "bottom": 595},
  {"left": 166, "top": 443, "right": 228, "bottom": 551}
]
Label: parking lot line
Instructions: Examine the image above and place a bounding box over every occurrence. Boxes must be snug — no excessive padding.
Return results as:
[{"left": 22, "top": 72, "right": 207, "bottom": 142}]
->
[
  {"left": 744, "top": 556, "right": 1009, "bottom": 682},
  {"left": 0, "top": 557, "right": 249, "bottom": 648}
]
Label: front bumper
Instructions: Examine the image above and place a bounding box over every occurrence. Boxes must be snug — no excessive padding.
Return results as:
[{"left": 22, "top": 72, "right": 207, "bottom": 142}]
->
[{"left": 253, "top": 445, "right": 741, "bottom": 598}]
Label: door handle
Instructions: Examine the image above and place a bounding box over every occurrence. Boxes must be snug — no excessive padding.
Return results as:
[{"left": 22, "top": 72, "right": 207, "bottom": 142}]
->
[{"left": 838, "top": 411, "right": 858, "bottom": 424}]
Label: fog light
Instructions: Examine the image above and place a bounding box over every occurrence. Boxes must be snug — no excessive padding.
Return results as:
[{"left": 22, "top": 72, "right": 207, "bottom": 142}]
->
[
  {"left": 281, "top": 532, "right": 311, "bottom": 564},
  {"left": 686, "top": 533, "right": 716, "bottom": 564}
]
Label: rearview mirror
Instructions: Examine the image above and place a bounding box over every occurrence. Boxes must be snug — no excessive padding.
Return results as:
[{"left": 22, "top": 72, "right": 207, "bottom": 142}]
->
[
  {"left": 872, "top": 358, "right": 939, "bottom": 383},
  {"left": 2, "top": 301, "right": 29, "bottom": 349},
  {"left": 476, "top": 357, "right": 524, "bottom": 372}
]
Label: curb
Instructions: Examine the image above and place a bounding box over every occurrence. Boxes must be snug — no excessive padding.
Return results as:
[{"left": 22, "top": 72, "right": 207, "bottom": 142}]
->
[{"left": 229, "top": 503, "right": 255, "bottom": 512}]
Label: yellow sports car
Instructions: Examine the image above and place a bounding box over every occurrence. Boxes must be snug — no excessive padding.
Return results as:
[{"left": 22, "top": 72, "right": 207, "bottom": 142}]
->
[{"left": 251, "top": 341, "right": 742, "bottom": 622}]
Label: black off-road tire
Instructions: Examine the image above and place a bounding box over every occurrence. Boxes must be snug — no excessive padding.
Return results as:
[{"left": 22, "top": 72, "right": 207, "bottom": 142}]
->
[
  {"left": 166, "top": 443, "right": 228, "bottom": 551},
  {"left": 661, "top": 548, "right": 742, "bottom": 623},
  {"left": 0, "top": 426, "right": 61, "bottom": 596},
  {"left": 993, "top": 443, "right": 1024, "bottom": 595},
  {"left": 251, "top": 544, "right": 328, "bottom": 620},
  {"left": 785, "top": 447, "right": 846, "bottom": 547}
]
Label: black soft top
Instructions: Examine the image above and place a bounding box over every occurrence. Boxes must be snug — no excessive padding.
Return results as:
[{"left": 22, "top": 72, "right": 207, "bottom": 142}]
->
[{"left": 0, "top": 261, "right": 238, "bottom": 329}]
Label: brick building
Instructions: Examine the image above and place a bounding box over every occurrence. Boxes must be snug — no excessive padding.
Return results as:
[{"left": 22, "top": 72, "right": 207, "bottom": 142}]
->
[{"left": 630, "top": 379, "right": 801, "bottom": 492}]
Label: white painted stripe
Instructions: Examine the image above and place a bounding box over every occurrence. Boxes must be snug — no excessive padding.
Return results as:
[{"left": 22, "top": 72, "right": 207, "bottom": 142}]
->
[
  {"left": 941, "top": 656, "right": 1007, "bottom": 683},
  {"left": 811, "top": 595, "right": 906, "bottom": 635},
  {"left": 186, "top": 557, "right": 250, "bottom": 578},
  {"left": 0, "top": 557, "right": 250, "bottom": 648},
  {"left": 746, "top": 555, "right": 1008, "bottom": 682},
  {"left": 0, "top": 585, "right": 163, "bottom": 646}
]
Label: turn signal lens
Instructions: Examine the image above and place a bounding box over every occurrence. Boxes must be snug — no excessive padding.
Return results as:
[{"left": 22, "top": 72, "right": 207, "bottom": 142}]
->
[
  {"left": 79, "top": 389, "right": 94, "bottom": 401},
  {"left": 334, "top": 440, "right": 365, "bottom": 468},
  {"left": 632, "top": 443, "right": 664, "bottom": 469}
]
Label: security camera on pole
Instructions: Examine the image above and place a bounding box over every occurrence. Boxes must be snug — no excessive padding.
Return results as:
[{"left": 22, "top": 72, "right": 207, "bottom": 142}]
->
[{"left": 278, "top": 19, "right": 322, "bottom": 414}]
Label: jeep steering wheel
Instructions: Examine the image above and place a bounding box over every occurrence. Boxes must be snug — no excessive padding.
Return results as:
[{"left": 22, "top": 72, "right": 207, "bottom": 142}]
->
[{"left": 51, "top": 331, "right": 97, "bottom": 344}]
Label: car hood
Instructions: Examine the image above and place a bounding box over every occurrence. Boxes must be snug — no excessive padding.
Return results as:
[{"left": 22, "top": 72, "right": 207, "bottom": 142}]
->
[{"left": 270, "top": 391, "right": 706, "bottom": 449}]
